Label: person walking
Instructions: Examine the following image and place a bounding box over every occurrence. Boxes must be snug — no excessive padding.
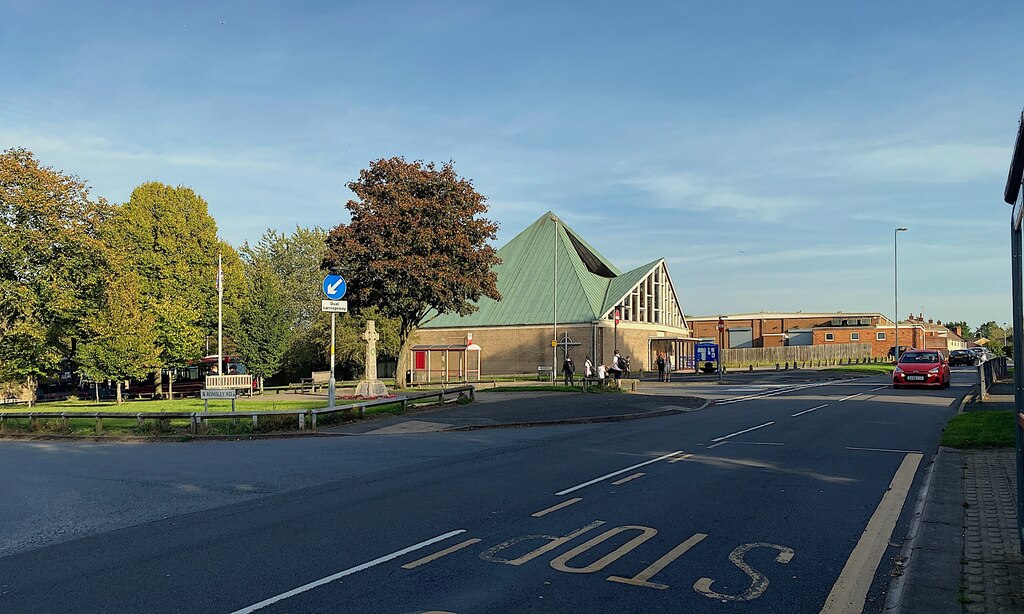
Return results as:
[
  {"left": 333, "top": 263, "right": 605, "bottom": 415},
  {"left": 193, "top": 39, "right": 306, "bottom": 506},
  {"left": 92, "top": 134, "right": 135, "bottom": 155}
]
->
[
  {"left": 597, "top": 363, "right": 606, "bottom": 382},
  {"left": 562, "top": 356, "right": 575, "bottom": 386},
  {"left": 623, "top": 356, "right": 631, "bottom": 378},
  {"left": 583, "top": 356, "right": 593, "bottom": 384},
  {"left": 656, "top": 353, "right": 666, "bottom": 382},
  {"left": 611, "top": 350, "right": 623, "bottom": 380}
]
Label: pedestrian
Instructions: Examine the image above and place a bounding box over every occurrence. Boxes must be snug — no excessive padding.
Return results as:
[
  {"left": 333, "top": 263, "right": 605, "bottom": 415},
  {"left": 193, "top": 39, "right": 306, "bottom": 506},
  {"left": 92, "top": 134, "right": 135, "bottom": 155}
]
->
[
  {"left": 611, "top": 350, "right": 623, "bottom": 380},
  {"left": 656, "top": 353, "right": 666, "bottom": 382},
  {"left": 562, "top": 356, "right": 575, "bottom": 386},
  {"left": 583, "top": 356, "right": 593, "bottom": 384},
  {"left": 623, "top": 356, "right": 631, "bottom": 378},
  {"left": 666, "top": 353, "right": 674, "bottom": 382},
  {"left": 597, "top": 363, "right": 606, "bottom": 382}
]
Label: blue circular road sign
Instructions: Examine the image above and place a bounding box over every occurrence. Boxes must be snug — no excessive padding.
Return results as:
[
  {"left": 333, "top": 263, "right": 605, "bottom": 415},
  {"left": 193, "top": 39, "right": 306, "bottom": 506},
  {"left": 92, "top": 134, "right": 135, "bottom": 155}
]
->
[{"left": 322, "top": 275, "right": 347, "bottom": 300}]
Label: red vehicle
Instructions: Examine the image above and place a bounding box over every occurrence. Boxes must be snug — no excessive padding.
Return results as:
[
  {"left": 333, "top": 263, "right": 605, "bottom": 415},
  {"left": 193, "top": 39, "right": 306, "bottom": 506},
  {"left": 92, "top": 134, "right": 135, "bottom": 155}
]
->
[
  {"left": 128, "top": 356, "right": 256, "bottom": 397},
  {"left": 892, "top": 349, "right": 950, "bottom": 389}
]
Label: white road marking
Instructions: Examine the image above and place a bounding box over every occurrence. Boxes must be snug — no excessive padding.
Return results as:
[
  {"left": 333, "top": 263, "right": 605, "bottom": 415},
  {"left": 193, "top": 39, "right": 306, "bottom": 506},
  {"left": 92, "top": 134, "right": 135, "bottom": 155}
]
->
[
  {"left": 554, "top": 450, "right": 686, "bottom": 496},
  {"left": 820, "top": 453, "right": 923, "bottom": 614},
  {"left": 838, "top": 392, "right": 863, "bottom": 402},
  {"left": 791, "top": 403, "right": 829, "bottom": 417},
  {"left": 710, "top": 422, "right": 775, "bottom": 443},
  {"left": 847, "top": 447, "right": 923, "bottom": 454},
  {"left": 715, "top": 380, "right": 855, "bottom": 405},
  {"left": 869, "top": 385, "right": 889, "bottom": 392},
  {"left": 532, "top": 498, "right": 583, "bottom": 517},
  {"left": 228, "top": 529, "right": 466, "bottom": 613}
]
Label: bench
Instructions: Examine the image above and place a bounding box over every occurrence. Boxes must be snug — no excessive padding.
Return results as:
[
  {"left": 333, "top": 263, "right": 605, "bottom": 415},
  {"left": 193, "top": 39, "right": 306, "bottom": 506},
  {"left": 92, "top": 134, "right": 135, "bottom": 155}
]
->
[
  {"left": 537, "top": 366, "right": 554, "bottom": 381},
  {"left": 300, "top": 371, "right": 331, "bottom": 393}
]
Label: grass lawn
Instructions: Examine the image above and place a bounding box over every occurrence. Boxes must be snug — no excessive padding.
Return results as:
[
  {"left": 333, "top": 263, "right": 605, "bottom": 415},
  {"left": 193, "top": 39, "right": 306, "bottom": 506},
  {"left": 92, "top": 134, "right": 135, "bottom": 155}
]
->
[
  {"left": 941, "top": 412, "right": 1016, "bottom": 448},
  {"left": 11, "top": 398, "right": 340, "bottom": 414},
  {"left": 826, "top": 364, "right": 895, "bottom": 376}
]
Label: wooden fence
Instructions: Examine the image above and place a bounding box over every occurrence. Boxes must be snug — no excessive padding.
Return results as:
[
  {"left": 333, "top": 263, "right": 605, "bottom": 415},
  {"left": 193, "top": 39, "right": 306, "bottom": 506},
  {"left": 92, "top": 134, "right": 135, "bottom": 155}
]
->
[{"left": 721, "top": 343, "right": 873, "bottom": 368}]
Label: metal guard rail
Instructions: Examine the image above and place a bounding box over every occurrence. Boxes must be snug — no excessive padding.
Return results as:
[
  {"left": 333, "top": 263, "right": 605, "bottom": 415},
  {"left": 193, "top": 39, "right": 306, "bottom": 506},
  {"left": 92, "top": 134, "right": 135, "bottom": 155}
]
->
[{"left": 0, "top": 386, "right": 476, "bottom": 435}]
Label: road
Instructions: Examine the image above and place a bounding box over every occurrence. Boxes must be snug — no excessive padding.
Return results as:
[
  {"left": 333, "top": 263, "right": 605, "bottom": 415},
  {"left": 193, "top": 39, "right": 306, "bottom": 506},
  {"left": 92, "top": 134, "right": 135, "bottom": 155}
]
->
[{"left": 0, "top": 369, "right": 972, "bottom": 613}]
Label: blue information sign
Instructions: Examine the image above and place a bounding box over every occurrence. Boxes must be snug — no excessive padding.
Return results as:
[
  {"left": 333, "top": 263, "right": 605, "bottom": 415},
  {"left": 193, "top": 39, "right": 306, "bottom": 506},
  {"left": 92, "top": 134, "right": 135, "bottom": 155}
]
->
[
  {"left": 322, "top": 275, "right": 347, "bottom": 300},
  {"left": 695, "top": 342, "right": 719, "bottom": 363}
]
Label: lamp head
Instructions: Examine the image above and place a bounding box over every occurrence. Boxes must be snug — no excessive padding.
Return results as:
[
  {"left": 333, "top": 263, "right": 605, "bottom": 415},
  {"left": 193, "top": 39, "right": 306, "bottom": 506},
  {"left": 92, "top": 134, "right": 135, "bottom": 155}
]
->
[{"left": 896, "top": 227, "right": 908, "bottom": 232}]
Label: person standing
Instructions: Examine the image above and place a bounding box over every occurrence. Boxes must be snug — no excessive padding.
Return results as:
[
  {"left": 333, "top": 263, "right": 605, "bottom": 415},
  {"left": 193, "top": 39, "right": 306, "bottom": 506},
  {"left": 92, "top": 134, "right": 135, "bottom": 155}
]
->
[
  {"left": 562, "top": 356, "right": 575, "bottom": 386},
  {"left": 611, "top": 350, "right": 623, "bottom": 380},
  {"left": 656, "top": 353, "right": 666, "bottom": 382},
  {"left": 597, "top": 363, "right": 606, "bottom": 382},
  {"left": 623, "top": 356, "right": 631, "bottom": 378},
  {"left": 583, "top": 356, "right": 593, "bottom": 384}
]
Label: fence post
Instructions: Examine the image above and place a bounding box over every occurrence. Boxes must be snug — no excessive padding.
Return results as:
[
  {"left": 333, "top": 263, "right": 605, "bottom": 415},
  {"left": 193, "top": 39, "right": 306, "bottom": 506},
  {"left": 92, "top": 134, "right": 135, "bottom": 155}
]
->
[
  {"left": 401, "top": 399, "right": 407, "bottom": 413},
  {"left": 29, "top": 414, "right": 38, "bottom": 431},
  {"left": 61, "top": 412, "right": 68, "bottom": 431},
  {"left": 311, "top": 412, "right": 317, "bottom": 430},
  {"left": 359, "top": 404, "right": 365, "bottom": 419},
  {"left": 0, "top": 415, "right": 5, "bottom": 433},
  {"left": 136, "top": 413, "right": 143, "bottom": 428},
  {"left": 298, "top": 412, "right": 305, "bottom": 430},
  {"left": 469, "top": 386, "right": 475, "bottom": 402},
  {"left": 979, "top": 365, "right": 987, "bottom": 401},
  {"left": 94, "top": 413, "right": 103, "bottom": 433},
  {"left": 252, "top": 414, "right": 259, "bottom": 429}
]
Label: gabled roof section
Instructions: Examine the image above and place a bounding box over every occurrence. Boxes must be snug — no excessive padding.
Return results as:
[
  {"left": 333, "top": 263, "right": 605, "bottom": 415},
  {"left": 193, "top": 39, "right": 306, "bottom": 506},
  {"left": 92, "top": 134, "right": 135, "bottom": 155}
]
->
[
  {"left": 421, "top": 212, "right": 682, "bottom": 329},
  {"left": 600, "top": 259, "right": 662, "bottom": 317}
]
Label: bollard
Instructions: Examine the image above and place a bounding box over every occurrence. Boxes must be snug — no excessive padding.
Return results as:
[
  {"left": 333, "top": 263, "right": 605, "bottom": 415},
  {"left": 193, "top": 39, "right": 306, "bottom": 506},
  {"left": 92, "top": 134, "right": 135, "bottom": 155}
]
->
[
  {"left": 469, "top": 386, "right": 476, "bottom": 402},
  {"left": 784, "top": 362, "right": 789, "bottom": 370},
  {"left": 775, "top": 363, "right": 780, "bottom": 371},
  {"left": 748, "top": 364, "right": 754, "bottom": 372},
  {"left": 401, "top": 399, "right": 407, "bottom": 414}
]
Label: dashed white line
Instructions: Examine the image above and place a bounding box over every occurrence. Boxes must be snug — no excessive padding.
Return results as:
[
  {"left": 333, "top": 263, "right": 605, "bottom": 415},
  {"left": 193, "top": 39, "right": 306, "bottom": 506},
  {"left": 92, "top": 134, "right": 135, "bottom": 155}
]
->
[
  {"left": 554, "top": 450, "right": 686, "bottom": 496},
  {"left": 229, "top": 529, "right": 466, "bottom": 613},
  {"left": 869, "top": 385, "right": 889, "bottom": 392},
  {"left": 791, "top": 403, "right": 829, "bottom": 417},
  {"left": 710, "top": 422, "right": 776, "bottom": 443},
  {"left": 838, "top": 392, "right": 863, "bottom": 402}
]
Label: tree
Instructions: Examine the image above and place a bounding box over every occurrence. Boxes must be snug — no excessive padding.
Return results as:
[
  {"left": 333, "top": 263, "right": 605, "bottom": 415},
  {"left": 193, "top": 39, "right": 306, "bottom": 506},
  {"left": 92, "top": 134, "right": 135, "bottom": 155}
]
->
[
  {"left": 234, "top": 261, "right": 290, "bottom": 390},
  {"left": 943, "top": 320, "right": 971, "bottom": 339},
  {"left": 105, "top": 182, "right": 246, "bottom": 392},
  {"left": 77, "top": 271, "right": 160, "bottom": 404},
  {"left": 0, "top": 148, "right": 111, "bottom": 402},
  {"left": 323, "top": 158, "right": 501, "bottom": 386}
]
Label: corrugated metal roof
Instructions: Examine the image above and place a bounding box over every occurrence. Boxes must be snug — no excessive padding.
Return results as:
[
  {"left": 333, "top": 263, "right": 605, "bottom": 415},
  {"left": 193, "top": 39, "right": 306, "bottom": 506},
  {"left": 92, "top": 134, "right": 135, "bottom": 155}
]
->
[
  {"left": 423, "top": 212, "right": 647, "bottom": 328},
  {"left": 601, "top": 260, "right": 662, "bottom": 316}
]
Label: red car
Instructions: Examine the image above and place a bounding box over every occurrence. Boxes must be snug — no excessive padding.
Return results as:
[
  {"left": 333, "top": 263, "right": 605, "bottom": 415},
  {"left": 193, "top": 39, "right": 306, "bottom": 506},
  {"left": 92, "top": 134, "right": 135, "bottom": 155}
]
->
[{"left": 892, "top": 350, "right": 951, "bottom": 388}]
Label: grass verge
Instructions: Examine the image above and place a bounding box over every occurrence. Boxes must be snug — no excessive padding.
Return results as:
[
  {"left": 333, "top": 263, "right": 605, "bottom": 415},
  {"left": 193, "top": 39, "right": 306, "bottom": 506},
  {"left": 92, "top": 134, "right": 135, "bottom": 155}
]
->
[
  {"left": 483, "top": 385, "right": 620, "bottom": 394},
  {"left": 6, "top": 398, "right": 340, "bottom": 413},
  {"left": 941, "top": 412, "right": 1016, "bottom": 448}
]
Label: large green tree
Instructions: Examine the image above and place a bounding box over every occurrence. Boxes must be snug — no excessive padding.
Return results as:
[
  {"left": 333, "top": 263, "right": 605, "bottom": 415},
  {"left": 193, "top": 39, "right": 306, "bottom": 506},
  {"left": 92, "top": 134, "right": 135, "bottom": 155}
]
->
[
  {"left": 0, "top": 148, "right": 111, "bottom": 401},
  {"left": 234, "top": 261, "right": 290, "bottom": 390},
  {"left": 106, "top": 182, "right": 246, "bottom": 392},
  {"left": 77, "top": 271, "right": 161, "bottom": 404},
  {"left": 323, "top": 158, "right": 501, "bottom": 386}
]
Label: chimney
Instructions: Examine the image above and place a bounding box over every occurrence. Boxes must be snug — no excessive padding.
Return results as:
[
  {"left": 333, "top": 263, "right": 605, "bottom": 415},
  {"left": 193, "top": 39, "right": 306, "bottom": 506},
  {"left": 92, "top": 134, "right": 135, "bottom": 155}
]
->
[
  {"left": 918, "top": 312, "right": 923, "bottom": 321},
  {"left": 928, "top": 319, "right": 933, "bottom": 324},
  {"left": 955, "top": 326, "right": 962, "bottom": 336}
]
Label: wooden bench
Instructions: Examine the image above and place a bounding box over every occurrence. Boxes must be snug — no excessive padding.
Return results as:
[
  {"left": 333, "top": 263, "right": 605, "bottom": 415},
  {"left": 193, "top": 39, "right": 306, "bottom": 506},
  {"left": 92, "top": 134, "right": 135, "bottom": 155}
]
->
[{"left": 300, "top": 371, "right": 331, "bottom": 393}]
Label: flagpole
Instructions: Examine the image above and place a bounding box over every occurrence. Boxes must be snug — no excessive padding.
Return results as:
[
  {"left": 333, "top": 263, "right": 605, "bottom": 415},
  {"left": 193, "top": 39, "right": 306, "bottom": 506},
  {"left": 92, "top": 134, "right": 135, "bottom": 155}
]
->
[{"left": 217, "top": 253, "right": 223, "bottom": 375}]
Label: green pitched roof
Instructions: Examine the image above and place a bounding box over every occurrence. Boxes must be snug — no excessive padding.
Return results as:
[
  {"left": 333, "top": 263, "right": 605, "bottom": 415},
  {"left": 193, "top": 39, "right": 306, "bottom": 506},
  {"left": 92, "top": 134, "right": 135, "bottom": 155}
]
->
[{"left": 422, "top": 212, "right": 665, "bottom": 328}]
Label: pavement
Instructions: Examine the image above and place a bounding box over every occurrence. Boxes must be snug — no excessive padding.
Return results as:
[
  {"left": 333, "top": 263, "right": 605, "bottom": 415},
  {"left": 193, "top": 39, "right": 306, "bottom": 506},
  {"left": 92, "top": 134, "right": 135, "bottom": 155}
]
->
[{"left": 892, "top": 380, "right": 1024, "bottom": 614}]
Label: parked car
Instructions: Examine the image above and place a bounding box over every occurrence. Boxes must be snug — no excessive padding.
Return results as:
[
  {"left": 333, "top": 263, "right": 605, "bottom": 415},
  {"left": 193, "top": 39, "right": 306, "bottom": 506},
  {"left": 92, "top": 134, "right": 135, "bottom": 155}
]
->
[
  {"left": 949, "top": 349, "right": 978, "bottom": 367},
  {"left": 969, "top": 348, "right": 993, "bottom": 363},
  {"left": 892, "top": 350, "right": 951, "bottom": 388}
]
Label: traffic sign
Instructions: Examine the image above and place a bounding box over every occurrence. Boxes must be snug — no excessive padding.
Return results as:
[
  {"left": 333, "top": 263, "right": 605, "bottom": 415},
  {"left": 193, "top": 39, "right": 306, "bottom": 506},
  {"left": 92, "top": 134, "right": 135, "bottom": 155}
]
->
[
  {"left": 200, "top": 389, "right": 236, "bottom": 400},
  {"left": 322, "top": 300, "right": 349, "bottom": 313},
  {"left": 322, "top": 275, "right": 347, "bottom": 300}
]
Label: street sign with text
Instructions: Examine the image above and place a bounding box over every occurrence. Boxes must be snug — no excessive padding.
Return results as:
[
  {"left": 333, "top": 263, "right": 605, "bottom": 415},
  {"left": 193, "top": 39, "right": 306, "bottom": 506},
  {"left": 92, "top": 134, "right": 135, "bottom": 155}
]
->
[
  {"left": 200, "top": 389, "right": 236, "bottom": 400},
  {"left": 322, "top": 300, "right": 348, "bottom": 313}
]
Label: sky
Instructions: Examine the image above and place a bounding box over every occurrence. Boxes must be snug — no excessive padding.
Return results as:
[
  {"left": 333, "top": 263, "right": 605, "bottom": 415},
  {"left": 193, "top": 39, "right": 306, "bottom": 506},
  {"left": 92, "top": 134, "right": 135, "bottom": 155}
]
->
[{"left": 2, "top": 0, "right": 1021, "bottom": 329}]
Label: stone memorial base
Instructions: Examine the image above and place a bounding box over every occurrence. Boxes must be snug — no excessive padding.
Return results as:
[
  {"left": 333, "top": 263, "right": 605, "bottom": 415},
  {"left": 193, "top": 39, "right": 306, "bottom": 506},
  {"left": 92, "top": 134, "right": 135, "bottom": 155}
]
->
[{"left": 355, "top": 379, "right": 389, "bottom": 398}]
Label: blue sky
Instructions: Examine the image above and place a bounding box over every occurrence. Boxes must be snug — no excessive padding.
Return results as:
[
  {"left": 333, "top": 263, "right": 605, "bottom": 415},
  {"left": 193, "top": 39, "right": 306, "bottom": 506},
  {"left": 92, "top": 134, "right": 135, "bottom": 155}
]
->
[{"left": 3, "top": 1, "right": 1020, "bottom": 329}]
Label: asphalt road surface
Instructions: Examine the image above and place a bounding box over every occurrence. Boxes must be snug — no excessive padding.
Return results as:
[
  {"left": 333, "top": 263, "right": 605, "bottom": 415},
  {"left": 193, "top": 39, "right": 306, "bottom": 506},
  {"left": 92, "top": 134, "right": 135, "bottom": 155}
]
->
[{"left": 0, "top": 369, "right": 972, "bottom": 613}]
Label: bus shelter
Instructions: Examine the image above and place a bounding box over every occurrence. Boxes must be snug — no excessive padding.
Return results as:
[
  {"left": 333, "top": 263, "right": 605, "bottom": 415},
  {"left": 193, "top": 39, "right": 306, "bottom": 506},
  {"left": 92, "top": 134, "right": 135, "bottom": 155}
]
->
[{"left": 409, "top": 343, "right": 482, "bottom": 384}]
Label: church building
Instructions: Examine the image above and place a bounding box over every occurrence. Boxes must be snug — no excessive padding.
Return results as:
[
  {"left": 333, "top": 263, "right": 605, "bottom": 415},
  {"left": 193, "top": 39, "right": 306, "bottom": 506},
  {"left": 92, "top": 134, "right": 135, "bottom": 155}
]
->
[{"left": 410, "top": 212, "right": 694, "bottom": 378}]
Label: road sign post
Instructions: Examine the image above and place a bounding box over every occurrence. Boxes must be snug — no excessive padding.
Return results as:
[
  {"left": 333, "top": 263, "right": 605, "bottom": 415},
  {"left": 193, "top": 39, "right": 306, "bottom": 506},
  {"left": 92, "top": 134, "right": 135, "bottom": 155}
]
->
[
  {"left": 716, "top": 318, "right": 725, "bottom": 384},
  {"left": 200, "top": 388, "right": 237, "bottom": 413},
  {"left": 322, "top": 275, "right": 347, "bottom": 407}
]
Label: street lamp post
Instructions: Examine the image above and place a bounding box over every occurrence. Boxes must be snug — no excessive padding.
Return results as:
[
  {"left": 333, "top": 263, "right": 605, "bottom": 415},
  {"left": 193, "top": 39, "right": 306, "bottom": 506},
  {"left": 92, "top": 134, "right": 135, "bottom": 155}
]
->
[{"left": 894, "top": 227, "right": 908, "bottom": 360}]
